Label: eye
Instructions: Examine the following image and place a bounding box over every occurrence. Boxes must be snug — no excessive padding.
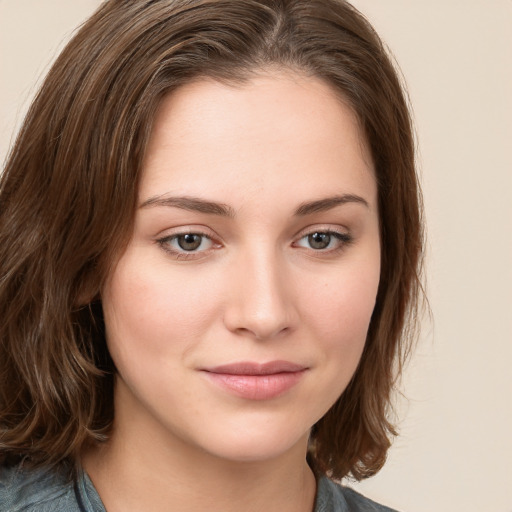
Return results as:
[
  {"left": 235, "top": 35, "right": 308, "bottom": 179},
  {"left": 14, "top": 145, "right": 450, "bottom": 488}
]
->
[
  {"left": 175, "top": 233, "right": 206, "bottom": 251},
  {"left": 157, "top": 232, "right": 215, "bottom": 256},
  {"left": 295, "top": 230, "right": 352, "bottom": 251}
]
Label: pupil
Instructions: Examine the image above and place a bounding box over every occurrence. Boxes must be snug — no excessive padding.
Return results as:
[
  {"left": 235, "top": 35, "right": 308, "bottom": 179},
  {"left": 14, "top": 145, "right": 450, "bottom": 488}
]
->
[
  {"left": 178, "top": 234, "right": 202, "bottom": 251},
  {"left": 309, "top": 232, "right": 330, "bottom": 249}
]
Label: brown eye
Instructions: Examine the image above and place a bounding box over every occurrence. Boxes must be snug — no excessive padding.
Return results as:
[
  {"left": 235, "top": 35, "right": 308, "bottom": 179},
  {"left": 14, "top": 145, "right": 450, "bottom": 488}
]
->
[
  {"left": 177, "top": 234, "right": 203, "bottom": 251},
  {"left": 308, "top": 232, "right": 331, "bottom": 250},
  {"left": 295, "top": 230, "right": 352, "bottom": 252},
  {"left": 157, "top": 231, "right": 216, "bottom": 258}
]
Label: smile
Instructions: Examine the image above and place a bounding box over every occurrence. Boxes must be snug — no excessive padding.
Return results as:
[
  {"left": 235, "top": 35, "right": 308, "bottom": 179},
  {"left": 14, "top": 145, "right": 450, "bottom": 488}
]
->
[{"left": 200, "top": 361, "right": 308, "bottom": 400}]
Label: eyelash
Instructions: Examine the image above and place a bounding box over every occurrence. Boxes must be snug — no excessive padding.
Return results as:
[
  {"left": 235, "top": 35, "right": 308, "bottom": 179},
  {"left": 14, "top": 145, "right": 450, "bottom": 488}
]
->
[
  {"left": 156, "top": 230, "right": 217, "bottom": 260},
  {"left": 293, "top": 229, "right": 353, "bottom": 254},
  {"left": 156, "top": 228, "right": 353, "bottom": 260}
]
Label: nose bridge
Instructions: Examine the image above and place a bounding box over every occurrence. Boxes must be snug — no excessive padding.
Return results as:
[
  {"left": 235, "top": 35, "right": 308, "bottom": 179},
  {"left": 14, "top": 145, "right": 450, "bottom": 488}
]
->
[{"left": 224, "top": 241, "right": 295, "bottom": 340}]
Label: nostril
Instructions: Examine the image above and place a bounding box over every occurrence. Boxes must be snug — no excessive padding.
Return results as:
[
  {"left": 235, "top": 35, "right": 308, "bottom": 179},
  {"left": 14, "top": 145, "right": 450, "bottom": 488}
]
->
[
  {"left": 234, "top": 325, "right": 290, "bottom": 340},
  {"left": 222, "top": 257, "right": 298, "bottom": 340}
]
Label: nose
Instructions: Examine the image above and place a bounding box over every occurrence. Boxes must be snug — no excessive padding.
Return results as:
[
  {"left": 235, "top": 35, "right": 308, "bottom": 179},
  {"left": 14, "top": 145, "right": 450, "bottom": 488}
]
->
[{"left": 223, "top": 248, "right": 298, "bottom": 340}]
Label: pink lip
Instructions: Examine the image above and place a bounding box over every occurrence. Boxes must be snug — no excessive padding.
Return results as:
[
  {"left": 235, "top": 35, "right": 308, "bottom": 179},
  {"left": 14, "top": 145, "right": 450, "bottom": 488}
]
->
[{"left": 200, "top": 361, "right": 307, "bottom": 400}]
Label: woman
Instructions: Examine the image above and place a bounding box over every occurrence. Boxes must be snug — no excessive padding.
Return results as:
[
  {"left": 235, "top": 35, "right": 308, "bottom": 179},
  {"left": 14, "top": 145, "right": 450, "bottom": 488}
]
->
[{"left": 0, "top": 1, "right": 423, "bottom": 511}]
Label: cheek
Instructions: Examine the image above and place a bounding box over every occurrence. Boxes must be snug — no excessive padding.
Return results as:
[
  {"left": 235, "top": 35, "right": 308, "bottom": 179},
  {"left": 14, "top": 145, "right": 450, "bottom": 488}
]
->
[
  {"left": 101, "top": 255, "right": 223, "bottom": 369},
  {"left": 290, "top": 263, "right": 380, "bottom": 425},
  {"left": 300, "top": 262, "right": 380, "bottom": 360}
]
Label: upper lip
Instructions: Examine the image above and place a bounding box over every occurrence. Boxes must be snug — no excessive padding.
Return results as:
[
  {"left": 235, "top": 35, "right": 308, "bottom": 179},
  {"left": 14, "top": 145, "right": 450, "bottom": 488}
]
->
[{"left": 202, "top": 361, "right": 307, "bottom": 375}]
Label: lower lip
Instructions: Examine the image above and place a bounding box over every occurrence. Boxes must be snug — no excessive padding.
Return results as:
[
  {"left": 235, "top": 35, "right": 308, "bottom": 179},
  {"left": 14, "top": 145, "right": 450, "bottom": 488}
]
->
[{"left": 202, "top": 371, "right": 306, "bottom": 400}]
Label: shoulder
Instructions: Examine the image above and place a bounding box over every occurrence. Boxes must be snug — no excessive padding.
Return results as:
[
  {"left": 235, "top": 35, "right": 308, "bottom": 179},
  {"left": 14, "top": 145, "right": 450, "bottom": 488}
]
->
[
  {"left": 0, "top": 463, "right": 79, "bottom": 512},
  {"left": 316, "top": 476, "right": 401, "bottom": 512}
]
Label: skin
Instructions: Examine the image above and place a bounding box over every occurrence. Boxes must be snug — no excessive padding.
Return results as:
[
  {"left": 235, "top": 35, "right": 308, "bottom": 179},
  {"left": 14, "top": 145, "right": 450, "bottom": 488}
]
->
[{"left": 84, "top": 70, "right": 381, "bottom": 512}]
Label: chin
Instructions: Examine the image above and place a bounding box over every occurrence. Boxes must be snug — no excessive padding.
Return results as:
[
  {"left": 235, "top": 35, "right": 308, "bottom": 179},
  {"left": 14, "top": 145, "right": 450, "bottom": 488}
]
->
[{"left": 191, "top": 422, "right": 311, "bottom": 464}]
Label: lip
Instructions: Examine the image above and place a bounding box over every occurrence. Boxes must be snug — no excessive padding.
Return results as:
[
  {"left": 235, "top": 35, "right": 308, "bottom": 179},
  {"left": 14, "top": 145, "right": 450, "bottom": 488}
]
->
[{"left": 200, "top": 361, "right": 308, "bottom": 400}]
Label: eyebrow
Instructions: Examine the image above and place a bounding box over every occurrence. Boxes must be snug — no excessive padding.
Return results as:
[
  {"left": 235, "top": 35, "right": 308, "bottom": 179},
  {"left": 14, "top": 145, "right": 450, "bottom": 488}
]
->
[
  {"left": 139, "top": 193, "right": 369, "bottom": 217},
  {"left": 294, "top": 194, "right": 369, "bottom": 216},
  {"left": 139, "top": 195, "right": 235, "bottom": 217}
]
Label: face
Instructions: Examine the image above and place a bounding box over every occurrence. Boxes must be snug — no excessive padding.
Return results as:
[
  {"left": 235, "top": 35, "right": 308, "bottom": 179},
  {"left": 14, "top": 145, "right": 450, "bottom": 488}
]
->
[{"left": 102, "top": 72, "right": 380, "bottom": 464}]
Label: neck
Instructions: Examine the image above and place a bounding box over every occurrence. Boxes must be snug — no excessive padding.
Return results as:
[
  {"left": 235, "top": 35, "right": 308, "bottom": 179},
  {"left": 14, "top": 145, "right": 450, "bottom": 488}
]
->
[
  {"left": 84, "top": 437, "right": 316, "bottom": 512},
  {"left": 82, "top": 403, "right": 317, "bottom": 512}
]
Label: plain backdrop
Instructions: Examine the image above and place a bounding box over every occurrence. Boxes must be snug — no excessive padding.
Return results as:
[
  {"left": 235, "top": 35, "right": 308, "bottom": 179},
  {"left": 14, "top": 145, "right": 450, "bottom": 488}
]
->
[{"left": 1, "top": 1, "right": 511, "bottom": 511}]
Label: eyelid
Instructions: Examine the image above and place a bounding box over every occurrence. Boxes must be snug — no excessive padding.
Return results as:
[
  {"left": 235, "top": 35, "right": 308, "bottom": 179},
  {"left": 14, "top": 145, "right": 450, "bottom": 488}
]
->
[
  {"left": 155, "top": 224, "right": 219, "bottom": 241},
  {"left": 292, "top": 225, "right": 353, "bottom": 252},
  {"left": 154, "top": 224, "right": 352, "bottom": 260},
  {"left": 293, "top": 224, "right": 351, "bottom": 241},
  {"left": 155, "top": 226, "right": 222, "bottom": 259}
]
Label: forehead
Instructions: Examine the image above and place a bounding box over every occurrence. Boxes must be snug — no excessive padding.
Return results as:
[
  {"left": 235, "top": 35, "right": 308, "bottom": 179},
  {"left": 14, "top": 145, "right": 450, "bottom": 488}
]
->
[{"left": 141, "top": 71, "right": 375, "bottom": 208}]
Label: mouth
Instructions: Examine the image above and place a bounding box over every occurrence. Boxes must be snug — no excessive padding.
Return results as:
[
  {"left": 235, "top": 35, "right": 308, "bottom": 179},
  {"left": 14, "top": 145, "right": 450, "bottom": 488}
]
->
[{"left": 199, "top": 361, "right": 308, "bottom": 400}]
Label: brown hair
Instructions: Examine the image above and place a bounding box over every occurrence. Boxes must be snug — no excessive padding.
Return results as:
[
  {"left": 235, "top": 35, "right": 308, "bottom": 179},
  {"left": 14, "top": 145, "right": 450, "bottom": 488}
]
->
[{"left": 0, "top": 0, "right": 423, "bottom": 480}]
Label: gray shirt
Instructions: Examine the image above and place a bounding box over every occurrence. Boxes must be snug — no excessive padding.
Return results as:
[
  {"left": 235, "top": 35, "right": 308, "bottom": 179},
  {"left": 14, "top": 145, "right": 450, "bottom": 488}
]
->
[{"left": 1, "top": 464, "right": 399, "bottom": 512}]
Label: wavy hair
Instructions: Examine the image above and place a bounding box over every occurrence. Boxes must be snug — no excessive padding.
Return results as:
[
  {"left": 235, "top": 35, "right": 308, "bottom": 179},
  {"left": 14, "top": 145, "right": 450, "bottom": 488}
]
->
[{"left": 0, "top": 0, "right": 423, "bottom": 480}]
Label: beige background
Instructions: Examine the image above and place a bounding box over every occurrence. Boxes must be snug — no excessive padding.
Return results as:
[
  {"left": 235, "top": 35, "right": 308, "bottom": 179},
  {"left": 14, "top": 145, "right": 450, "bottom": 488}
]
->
[{"left": 1, "top": 1, "right": 511, "bottom": 511}]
